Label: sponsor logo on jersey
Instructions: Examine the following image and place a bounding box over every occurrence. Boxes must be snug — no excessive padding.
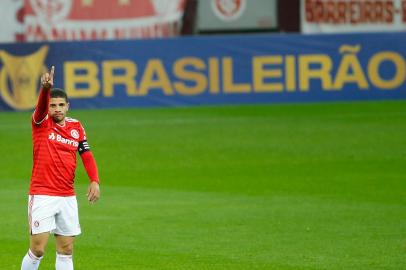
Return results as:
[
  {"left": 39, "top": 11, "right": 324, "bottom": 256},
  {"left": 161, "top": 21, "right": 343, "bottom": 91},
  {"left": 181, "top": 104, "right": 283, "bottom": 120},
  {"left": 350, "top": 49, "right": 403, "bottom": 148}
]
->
[
  {"left": 48, "top": 132, "right": 56, "bottom": 140},
  {"left": 48, "top": 132, "right": 79, "bottom": 147}
]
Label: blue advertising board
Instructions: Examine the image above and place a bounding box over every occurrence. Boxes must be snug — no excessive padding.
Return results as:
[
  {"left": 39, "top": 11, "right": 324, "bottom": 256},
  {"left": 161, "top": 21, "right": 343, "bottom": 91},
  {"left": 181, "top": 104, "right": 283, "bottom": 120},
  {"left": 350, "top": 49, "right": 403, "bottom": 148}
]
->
[{"left": 0, "top": 33, "right": 405, "bottom": 111}]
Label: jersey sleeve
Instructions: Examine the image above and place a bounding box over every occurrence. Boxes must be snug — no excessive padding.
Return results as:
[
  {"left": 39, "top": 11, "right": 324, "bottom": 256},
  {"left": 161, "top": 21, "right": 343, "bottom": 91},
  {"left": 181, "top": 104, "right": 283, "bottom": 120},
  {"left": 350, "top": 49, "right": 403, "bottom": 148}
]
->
[
  {"left": 77, "top": 122, "right": 100, "bottom": 183},
  {"left": 32, "top": 87, "right": 50, "bottom": 126},
  {"left": 77, "top": 123, "right": 91, "bottom": 155},
  {"left": 80, "top": 151, "right": 100, "bottom": 183}
]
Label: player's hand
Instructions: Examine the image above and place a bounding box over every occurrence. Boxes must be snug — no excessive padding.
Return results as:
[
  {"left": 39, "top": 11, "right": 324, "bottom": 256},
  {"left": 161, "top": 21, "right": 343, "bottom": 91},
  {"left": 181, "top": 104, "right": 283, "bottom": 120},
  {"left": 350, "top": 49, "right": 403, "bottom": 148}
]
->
[
  {"left": 87, "top": 181, "right": 100, "bottom": 204},
  {"left": 41, "top": 65, "right": 55, "bottom": 89}
]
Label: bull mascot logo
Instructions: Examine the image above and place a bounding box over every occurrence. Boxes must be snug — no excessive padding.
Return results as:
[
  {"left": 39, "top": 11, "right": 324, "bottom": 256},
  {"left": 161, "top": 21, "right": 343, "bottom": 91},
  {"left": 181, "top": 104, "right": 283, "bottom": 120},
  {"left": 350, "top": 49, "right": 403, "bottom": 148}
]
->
[
  {"left": 30, "top": 0, "right": 72, "bottom": 24},
  {"left": 0, "top": 46, "right": 48, "bottom": 110}
]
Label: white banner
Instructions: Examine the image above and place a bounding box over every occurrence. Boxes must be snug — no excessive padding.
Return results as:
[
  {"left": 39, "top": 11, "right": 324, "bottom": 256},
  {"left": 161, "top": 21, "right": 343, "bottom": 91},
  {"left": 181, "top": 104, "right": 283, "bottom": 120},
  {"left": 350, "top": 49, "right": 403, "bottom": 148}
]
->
[
  {"left": 0, "top": 0, "right": 24, "bottom": 43},
  {"left": 0, "top": 0, "right": 186, "bottom": 43},
  {"left": 302, "top": 0, "right": 406, "bottom": 33}
]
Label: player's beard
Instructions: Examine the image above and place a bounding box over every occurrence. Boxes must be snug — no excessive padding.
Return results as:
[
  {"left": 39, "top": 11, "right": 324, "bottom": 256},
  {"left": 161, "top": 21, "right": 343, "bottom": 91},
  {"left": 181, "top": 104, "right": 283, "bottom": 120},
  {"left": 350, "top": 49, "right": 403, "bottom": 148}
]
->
[{"left": 51, "top": 113, "right": 65, "bottom": 124}]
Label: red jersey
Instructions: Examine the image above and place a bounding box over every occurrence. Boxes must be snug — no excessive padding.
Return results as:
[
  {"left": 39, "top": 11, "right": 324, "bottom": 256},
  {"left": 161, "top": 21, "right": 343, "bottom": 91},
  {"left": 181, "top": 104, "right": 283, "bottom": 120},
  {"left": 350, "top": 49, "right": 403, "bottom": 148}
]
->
[{"left": 30, "top": 115, "right": 88, "bottom": 196}]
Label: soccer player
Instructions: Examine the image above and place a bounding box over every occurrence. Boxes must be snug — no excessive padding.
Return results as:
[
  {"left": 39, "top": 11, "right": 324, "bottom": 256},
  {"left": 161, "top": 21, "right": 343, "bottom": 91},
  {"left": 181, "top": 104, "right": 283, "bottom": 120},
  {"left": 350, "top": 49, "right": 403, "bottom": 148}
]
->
[{"left": 21, "top": 66, "right": 100, "bottom": 270}]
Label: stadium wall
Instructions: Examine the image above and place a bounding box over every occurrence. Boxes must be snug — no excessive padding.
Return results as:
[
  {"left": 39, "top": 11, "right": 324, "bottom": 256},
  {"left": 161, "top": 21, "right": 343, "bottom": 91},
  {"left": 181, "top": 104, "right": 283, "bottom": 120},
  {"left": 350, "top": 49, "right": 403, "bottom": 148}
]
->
[{"left": 0, "top": 32, "right": 405, "bottom": 111}]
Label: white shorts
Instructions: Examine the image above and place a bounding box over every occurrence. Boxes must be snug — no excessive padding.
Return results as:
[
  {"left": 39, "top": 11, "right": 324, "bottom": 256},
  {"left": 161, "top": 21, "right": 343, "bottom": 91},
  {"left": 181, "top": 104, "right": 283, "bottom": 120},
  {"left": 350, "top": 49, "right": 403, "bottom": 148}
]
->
[{"left": 28, "top": 195, "right": 81, "bottom": 236}]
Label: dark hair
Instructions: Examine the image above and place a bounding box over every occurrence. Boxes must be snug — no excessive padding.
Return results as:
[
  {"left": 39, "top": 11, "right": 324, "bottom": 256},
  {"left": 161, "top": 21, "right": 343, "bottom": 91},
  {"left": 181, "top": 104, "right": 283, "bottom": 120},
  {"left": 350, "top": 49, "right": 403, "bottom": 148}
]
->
[{"left": 50, "top": 88, "right": 69, "bottom": 102}]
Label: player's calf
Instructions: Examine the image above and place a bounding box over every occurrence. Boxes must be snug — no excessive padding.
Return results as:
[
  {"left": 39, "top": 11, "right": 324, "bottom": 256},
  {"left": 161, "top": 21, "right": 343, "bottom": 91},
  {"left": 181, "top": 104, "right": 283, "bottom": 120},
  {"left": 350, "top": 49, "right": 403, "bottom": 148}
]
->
[
  {"left": 56, "top": 253, "right": 73, "bottom": 270},
  {"left": 21, "top": 249, "right": 43, "bottom": 270}
]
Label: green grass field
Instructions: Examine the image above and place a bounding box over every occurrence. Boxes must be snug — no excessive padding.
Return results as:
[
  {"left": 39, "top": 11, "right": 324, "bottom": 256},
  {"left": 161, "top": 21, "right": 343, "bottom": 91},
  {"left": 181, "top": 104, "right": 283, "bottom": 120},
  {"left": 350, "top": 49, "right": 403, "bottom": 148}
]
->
[{"left": 0, "top": 101, "right": 405, "bottom": 269}]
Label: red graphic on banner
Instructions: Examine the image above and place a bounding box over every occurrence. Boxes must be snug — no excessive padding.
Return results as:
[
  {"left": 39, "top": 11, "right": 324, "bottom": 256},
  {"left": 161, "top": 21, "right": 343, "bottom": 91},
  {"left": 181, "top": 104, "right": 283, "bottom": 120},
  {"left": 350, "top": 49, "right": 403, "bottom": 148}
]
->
[
  {"left": 211, "top": 0, "right": 246, "bottom": 21},
  {"left": 22, "top": 0, "right": 186, "bottom": 41}
]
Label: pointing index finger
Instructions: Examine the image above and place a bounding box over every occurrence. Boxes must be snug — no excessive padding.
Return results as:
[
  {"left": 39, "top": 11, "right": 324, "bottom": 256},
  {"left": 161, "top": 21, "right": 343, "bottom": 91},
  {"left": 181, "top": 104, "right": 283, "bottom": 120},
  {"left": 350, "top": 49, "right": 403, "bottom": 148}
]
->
[{"left": 50, "top": 65, "right": 55, "bottom": 78}]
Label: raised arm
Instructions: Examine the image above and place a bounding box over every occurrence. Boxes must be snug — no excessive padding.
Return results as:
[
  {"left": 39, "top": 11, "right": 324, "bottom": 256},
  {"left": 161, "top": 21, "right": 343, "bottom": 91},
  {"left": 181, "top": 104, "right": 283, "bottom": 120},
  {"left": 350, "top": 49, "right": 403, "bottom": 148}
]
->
[{"left": 33, "top": 66, "right": 54, "bottom": 124}]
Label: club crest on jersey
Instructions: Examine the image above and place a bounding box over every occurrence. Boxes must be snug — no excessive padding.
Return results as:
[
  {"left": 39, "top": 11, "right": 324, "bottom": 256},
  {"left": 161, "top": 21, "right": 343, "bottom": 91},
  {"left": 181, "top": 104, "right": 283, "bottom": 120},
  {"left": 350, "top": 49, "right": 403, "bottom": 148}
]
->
[
  {"left": 48, "top": 132, "right": 79, "bottom": 147},
  {"left": 71, "top": 129, "right": 79, "bottom": 139}
]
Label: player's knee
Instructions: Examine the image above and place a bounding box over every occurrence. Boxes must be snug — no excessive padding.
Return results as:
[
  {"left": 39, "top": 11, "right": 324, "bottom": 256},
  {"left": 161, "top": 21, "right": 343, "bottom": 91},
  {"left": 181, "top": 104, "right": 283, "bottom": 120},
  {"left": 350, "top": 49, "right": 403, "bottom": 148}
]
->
[
  {"left": 30, "top": 247, "right": 45, "bottom": 258},
  {"left": 57, "top": 243, "right": 73, "bottom": 255}
]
